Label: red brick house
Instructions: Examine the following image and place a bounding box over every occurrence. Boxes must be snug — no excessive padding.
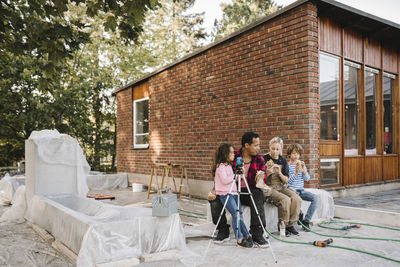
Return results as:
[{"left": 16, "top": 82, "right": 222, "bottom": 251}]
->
[{"left": 113, "top": 0, "right": 400, "bottom": 197}]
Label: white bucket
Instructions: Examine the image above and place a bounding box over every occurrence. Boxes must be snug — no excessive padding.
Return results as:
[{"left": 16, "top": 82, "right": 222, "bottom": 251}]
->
[{"left": 132, "top": 183, "right": 144, "bottom": 192}]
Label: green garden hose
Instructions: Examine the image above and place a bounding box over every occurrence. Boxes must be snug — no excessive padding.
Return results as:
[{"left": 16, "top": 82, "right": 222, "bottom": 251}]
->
[{"left": 298, "top": 220, "right": 400, "bottom": 242}]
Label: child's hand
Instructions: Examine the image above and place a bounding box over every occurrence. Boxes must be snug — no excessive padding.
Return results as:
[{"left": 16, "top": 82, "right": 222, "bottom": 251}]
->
[
  {"left": 207, "top": 189, "right": 216, "bottom": 201},
  {"left": 295, "top": 161, "right": 301, "bottom": 176},
  {"left": 266, "top": 167, "right": 274, "bottom": 177}
]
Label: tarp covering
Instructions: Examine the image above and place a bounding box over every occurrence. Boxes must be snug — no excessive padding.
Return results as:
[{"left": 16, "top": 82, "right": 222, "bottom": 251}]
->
[
  {"left": 0, "top": 173, "right": 25, "bottom": 205},
  {"left": 28, "top": 129, "right": 89, "bottom": 198},
  {"left": 26, "top": 194, "right": 187, "bottom": 266},
  {"left": 0, "top": 185, "right": 27, "bottom": 223},
  {"left": 86, "top": 173, "right": 128, "bottom": 190}
]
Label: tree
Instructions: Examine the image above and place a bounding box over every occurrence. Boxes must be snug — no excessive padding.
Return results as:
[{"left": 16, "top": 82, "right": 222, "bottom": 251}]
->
[
  {"left": 0, "top": 0, "right": 158, "bottom": 167},
  {"left": 0, "top": 0, "right": 159, "bottom": 79},
  {"left": 113, "top": 0, "right": 207, "bottom": 83},
  {"left": 212, "top": 0, "right": 281, "bottom": 40}
]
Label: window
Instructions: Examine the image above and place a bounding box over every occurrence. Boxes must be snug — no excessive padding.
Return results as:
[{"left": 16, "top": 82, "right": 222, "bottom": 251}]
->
[
  {"left": 133, "top": 98, "right": 149, "bottom": 148},
  {"left": 320, "top": 54, "right": 340, "bottom": 141},
  {"left": 365, "top": 67, "right": 378, "bottom": 155},
  {"left": 344, "top": 62, "right": 361, "bottom": 156},
  {"left": 383, "top": 73, "right": 396, "bottom": 154},
  {"left": 320, "top": 158, "right": 340, "bottom": 185}
]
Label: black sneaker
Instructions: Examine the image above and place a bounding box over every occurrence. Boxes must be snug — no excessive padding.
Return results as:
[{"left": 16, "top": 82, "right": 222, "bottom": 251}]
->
[
  {"left": 302, "top": 220, "right": 311, "bottom": 231},
  {"left": 246, "top": 236, "right": 254, "bottom": 247},
  {"left": 214, "top": 229, "right": 230, "bottom": 244},
  {"left": 252, "top": 234, "right": 269, "bottom": 248},
  {"left": 297, "top": 213, "right": 304, "bottom": 226},
  {"left": 285, "top": 229, "right": 291, "bottom": 237},
  {"left": 237, "top": 238, "right": 253, "bottom": 248},
  {"left": 287, "top": 226, "right": 299, "bottom": 236}
]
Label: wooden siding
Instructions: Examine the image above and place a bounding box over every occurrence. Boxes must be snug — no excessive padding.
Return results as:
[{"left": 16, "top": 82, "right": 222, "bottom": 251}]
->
[
  {"left": 133, "top": 82, "right": 149, "bottom": 100},
  {"left": 318, "top": 17, "right": 341, "bottom": 55},
  {"left": 383, "top": 156, "right": 399, "bottom": 180},
  {"left": 364, "top": 156, "right": 382, "bottom": 183},
  {"left": 343, "top": 157, "right": 364, "bottom": 185},
  {"left": 383, "top": 46, "right": 398, "bottom": 73},
  {"left": 320, "top": 143, "right": 341, "bottom": 156},
  {"left": 365, "top": 38, "right": 381, "bottom": 68},
  {"left": 343, "top": 28, "right": 363, "bottom": 63},
  {"left": 319, "top": 15, "right": 400, "bottom": 187}
]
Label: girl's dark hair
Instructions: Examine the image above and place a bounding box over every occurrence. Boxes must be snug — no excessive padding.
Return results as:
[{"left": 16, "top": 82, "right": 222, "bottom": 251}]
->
[{"left": 212, "top": 143, "right": 233, "bottom": 176}]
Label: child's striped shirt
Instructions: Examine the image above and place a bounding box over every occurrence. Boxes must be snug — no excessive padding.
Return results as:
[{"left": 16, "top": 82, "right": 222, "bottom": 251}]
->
[{"left": 287, "top": 163, "right": 310, "bottom": 190}]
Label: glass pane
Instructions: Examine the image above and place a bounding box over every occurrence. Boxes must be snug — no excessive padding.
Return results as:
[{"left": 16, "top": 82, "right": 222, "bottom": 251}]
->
[
  {"left": 383, "top": 76, "right": 394, "bottom": 154},
  {"left": 320, "top": 54, "right": 340, "bottom": 141},
  {"left": 135, "top": 100, "right": 149, "bottom": 134},
  {"left": 344, "top": 65, "right": 359, "bottom": 156},
  {"left": 135, "top": 134, "right": 149, "bottom": 145},
  {"left": 365, "top": 71, "right": 377, "bottom": 155},
  {"left": 320, "top": 159, "right": 340, "bottom": 185}
]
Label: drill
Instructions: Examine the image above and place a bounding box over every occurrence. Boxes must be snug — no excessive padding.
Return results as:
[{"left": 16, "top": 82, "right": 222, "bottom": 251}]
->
[{"left": 313, "top": 238, "right": 333, "bottom": 247}]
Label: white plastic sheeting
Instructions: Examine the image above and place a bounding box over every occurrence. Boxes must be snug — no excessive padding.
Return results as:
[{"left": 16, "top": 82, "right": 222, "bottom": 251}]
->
[
  {"left": 28, "top": 129, "right": 89, "bottom": 198},
  {"left": 25, "top": 194, "right": 186, "bottom": 266},
  {"left": 0, "top": 185, "right": 27, "bottom": 223},
  {"left": 86, "top": 173, "right": 128, "bottom": 190},
  {"left": 0, "top": 173, "right": 25, "bottom": 204}
]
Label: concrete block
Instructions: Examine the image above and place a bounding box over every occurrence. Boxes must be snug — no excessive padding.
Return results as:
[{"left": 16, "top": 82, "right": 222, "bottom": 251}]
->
[{"left": 334, "top": 205, "right": 400, "bottom": 227}]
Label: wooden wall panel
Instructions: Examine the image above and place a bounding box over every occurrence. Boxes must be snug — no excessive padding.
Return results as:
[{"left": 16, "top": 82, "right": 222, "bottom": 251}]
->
[
  {"left": 343, "top": 29, "right": 363, "bottom": 63},
  {"left": 320, "top": 143, "right": 341, "bottom": 156},
  {"left": 382, "top": 46, "right": 398, "bottom": 73},
  {"left": 343, "top": 157, "right": 364, "bottom": 185},
  {"left": 133, "top": 81, "right": 149, "bottom": 100},
  {"left": 383, "top": 156, "right": 399, "bottom": 181},
  {"left": 318, "top": 17, "right": 341, "bottom": 56},
  {"left": 365, "top": 38, "right": 381, "bottom": 69},
  {"left": 364, "top": 157, "right": 382, "bottom": 183}
]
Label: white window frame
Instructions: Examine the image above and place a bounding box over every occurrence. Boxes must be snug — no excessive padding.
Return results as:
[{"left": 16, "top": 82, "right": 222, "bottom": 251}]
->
[{"left": 133, "top": 97, "right": 149, "bottom": 149}]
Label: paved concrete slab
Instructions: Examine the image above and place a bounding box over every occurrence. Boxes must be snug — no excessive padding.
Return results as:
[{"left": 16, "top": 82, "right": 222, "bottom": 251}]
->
[
  {"left": 334, "top": 189, "right": 400, "bottom": 213},
  {"left": 1, "top": 187, "right": 400, "bottom": 266}
]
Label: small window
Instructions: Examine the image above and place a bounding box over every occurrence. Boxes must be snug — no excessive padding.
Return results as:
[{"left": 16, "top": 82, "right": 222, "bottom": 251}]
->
[
  {"left": 319, "top": 53, "right": 340, "bottom": 141},
  {"left": 365, "top": 67, "right": 379, "bottom": 155},
  {"left": 344, "top": 62, "right": 361, "bottom": 156},
  {"left": 320, "top": 158, "right": 340, "bottom": 185},
  {"left": 383, "top": 73, "right": 396, "bottom": 154},
  {"left": 133, "top": 98, "right": 149, "bottom": 148}
]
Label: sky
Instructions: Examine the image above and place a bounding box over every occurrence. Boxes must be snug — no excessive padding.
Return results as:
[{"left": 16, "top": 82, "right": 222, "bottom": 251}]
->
[{"left": 189, "top": 0, "right": 400, "bottom": 35}]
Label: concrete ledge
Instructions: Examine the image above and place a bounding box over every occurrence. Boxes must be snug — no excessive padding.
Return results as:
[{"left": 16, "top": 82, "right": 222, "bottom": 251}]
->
[
  {"left": 334, "top": 205, "right": 400, "bottom": 228},
  {"left": 326, "top": 180, "right": 400, "bottom": 198}
]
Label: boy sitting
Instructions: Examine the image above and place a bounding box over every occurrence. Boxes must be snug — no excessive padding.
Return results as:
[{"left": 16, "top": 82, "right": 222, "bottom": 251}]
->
[{"left": 287, "top": 143, "right": 319, "bottom": 230}]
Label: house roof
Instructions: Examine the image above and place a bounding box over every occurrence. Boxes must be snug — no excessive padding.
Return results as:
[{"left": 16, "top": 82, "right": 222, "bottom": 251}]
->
[{"left": 113, "top": 0, "right": 400, "bottom": 95}]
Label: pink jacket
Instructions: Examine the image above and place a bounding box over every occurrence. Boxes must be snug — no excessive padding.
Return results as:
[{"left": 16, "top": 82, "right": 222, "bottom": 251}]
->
[{"left": 215, "top": 163, "right": 237, "bottom": 195}]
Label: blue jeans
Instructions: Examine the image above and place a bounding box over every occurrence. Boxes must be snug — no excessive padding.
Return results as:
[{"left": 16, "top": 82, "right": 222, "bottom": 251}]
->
[
  {"left": 219, "top": 194, "right": 250, "bottom": 240},
  {"left": 297, "top": 189, "right": 319, "bottom": 222}
]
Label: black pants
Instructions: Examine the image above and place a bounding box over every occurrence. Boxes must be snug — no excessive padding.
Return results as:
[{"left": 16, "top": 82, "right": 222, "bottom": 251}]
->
[
  {"left": 240, "top": 187, "right": 266, "bottom": 236},
  {"left": 209, "top": 188, "right": 266, "bottom": 236},
  {"left": 209, "top": 196, "right": 229, "bottom": 231}
]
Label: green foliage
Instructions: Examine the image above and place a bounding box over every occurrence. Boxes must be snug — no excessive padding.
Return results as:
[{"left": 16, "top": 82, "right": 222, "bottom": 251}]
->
[
  {"left": 212, "top": 0, "right": 281, "bottom": 40},
  {"left": 0, "top": 0, "right": 206, "bottom": 170}
]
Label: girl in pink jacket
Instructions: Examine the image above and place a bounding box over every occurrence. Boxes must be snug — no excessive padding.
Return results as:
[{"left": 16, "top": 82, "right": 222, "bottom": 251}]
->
[{"left": 212, "top": 144, "right": 253, "bottom": 248}]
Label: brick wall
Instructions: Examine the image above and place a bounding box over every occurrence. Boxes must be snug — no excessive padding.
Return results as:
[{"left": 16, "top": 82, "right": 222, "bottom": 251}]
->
[{"left": 116, "top": 2, "right": 320, "bottom": 189}]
